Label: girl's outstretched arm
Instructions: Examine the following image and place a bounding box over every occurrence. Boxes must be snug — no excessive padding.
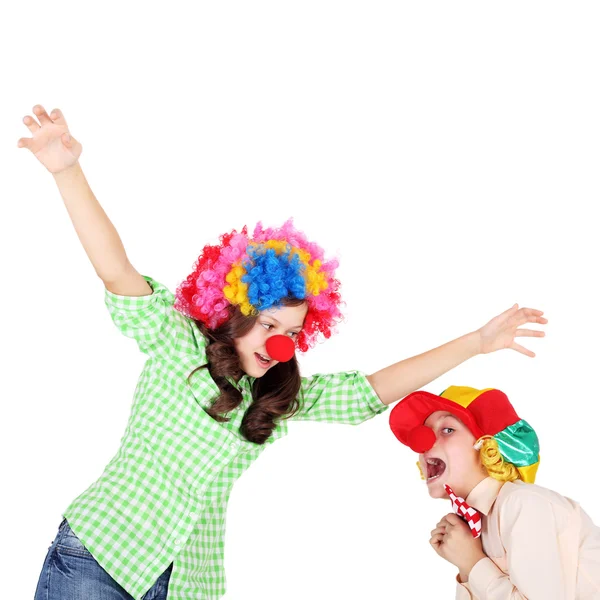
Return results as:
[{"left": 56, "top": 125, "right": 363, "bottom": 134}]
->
[
  {"left": 18, "top": 104, "right": 150, "bottom": 296},
  {"left": 366, "top": 304, "right": 547, "bottom": 405}
]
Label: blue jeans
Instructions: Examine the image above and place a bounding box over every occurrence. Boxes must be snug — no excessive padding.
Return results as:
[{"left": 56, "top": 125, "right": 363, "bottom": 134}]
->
[{"left": 34, "top": 518, "right": 173, "bottom": 600}]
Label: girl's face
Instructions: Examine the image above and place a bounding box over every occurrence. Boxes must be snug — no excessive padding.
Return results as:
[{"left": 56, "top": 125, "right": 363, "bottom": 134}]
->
[
  {"left": 418, "top": 411, "right": 488, "bottom": 500},
  {"left": 234, "top": 303, "right": 308, "bottom": 378}
]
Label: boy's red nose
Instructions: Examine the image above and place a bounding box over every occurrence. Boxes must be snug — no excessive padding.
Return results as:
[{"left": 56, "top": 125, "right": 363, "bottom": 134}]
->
[
  {"left": 408, "top": 425, "right": 436, "bottom": 453},
  {"left": 266, "top": 335, "right": 296, "bottom": 362}
]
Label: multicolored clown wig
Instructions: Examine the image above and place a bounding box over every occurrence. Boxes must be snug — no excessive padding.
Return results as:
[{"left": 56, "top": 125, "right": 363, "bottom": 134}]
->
[
  {"left": 173, "top": 219, "right": 342, "bottom": 352},
  {"left": 389, "top": 386, "right": 541, "bottom": 483}
]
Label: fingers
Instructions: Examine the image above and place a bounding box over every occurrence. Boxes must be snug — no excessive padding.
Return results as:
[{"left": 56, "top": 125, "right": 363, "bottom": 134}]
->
[
  {"left": 429, "top": 532, "right": 445, "bottom": 548},
  {"left": 442, "top": 513, "right": 463, "bottom": 526},
  {"left": 514, "top": 308, "right": 548, "bottom": 326},
  {"left": 33, "top": 104, "right": 53, "bottom": 125},
  {"left": 498, "top": 304, "right": 519, "bottom": 320},
  {"left": 50, "top": 108, "right": 68, "bottom": 126},
  {"left": 23, "top": 114, "right": 40, "bottom": 133},
  {"left": 17, "top": 137, "right": 32, "bottom": 149},
  {"left": 21, "top": 105, "right": 69, "bottom": 148},
  {"left": 436, "top": 515, "right": 454, "bottom": 528},
  {"left": 510, "top": 341, "right": 535, "bottom": 358},
  {"left": 431, "top": 525, "right": 447, "bottom": 537},
  {"left": 514, "top": 329, "right": 545, "bottom": 338},
  {"left": 61, "top": 132, "right": 82, "bottom": 157}
]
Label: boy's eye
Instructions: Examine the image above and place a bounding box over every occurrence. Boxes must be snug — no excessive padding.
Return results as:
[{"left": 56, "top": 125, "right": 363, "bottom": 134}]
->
[
  {"left": 288, "top": 331, "right": 299, "bottom": 338},
  {"left": 441, "top": 427, "right": 455, "bottom": 435}
]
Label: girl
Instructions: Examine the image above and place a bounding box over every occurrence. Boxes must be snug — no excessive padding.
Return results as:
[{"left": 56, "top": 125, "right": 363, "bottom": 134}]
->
[
  {"left": 19, "top": 104, "right": 547, "bottom": 600},
  {"left": 389, "top": 386, "right": 600, "bottom": 599}
]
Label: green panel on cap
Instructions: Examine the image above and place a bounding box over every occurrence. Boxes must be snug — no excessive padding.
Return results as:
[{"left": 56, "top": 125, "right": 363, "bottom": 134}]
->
[{"left": 495, "top": 419, "right": 540, "bottom": 467}]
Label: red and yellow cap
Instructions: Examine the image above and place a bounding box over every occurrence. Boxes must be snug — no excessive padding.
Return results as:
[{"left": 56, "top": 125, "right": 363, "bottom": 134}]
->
[{"left": 389, "top": 386, "right": 540, "bottom": 483}]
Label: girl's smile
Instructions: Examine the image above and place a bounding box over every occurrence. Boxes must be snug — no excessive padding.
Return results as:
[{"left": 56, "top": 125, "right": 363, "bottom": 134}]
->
[{"left": 254, "top": 351, "right": 273, "bottom": 369}]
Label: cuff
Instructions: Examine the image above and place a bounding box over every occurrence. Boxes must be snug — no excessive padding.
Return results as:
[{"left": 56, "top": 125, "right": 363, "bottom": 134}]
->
[
  {"left": 357, "top": 371, "right": 389, "bottom": 415},
  {"left": 455, "top": 573, "right": 473, "bottom": 599},
  {"left": 104, "top": 275, "right": 174, "bottom": 310},
  {"left": 468, "top": 557, "right": 506, "bottom": 598}
]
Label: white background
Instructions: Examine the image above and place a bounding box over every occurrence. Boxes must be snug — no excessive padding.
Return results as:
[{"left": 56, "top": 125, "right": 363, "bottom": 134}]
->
[{"left": 2, "top": 2, "right": 599, "bottom": 599}]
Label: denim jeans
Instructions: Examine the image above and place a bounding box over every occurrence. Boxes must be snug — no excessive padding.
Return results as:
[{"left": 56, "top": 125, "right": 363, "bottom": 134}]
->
[{"left": 34, "top": 518, "right": 173, "bottom": 600}]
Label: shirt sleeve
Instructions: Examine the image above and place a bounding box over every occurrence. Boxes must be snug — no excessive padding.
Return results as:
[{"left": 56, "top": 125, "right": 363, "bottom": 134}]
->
[
  {"left": 466, "top": 491, "right": 573, "bottom": 600},
  {"left": 104, "top": 274, "right": 193, "bottom": 359},
  {"left": 456, "top": 573, "right": 476, "bottom": 599},
  {"left": 291, "top": 370, "right": 388, "bottom": 424}
]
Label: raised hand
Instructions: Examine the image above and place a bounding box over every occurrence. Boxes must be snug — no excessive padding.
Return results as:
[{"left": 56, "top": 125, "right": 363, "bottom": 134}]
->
[
  {"left": 477, "top": 304, "right": 547, "bottom": 357},
  {"left": 17, "top": 104, "right": 82, "bottom": 173}
]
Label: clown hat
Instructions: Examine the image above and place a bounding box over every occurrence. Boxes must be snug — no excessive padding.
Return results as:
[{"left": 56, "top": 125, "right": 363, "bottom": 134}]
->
[{"left": 389, "top": 386, "right": 540, "bottom": 483}]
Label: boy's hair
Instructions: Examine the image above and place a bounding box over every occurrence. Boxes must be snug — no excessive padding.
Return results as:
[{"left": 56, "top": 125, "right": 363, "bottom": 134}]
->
[
  {"left": 479, "top": 437, "right": 520, "bottom": 482},
  {"left": 416, "top": 436, "right": 520, "bottom": 483}
]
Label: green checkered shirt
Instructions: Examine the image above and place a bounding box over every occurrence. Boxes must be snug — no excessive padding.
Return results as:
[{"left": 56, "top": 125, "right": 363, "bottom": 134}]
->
[{"left": 63, "top": 275, "right": 387, "bottom": 599}]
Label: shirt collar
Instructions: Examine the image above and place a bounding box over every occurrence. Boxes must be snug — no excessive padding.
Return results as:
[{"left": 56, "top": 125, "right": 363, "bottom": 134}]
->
[{"left": 465, "top": 477, "right": 505, "bottom": 516}]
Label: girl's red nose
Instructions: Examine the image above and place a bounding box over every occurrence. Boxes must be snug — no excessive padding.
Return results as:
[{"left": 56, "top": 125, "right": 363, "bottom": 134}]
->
[{"left": 265, "top": 335, "right": 296, "bottom": 362}]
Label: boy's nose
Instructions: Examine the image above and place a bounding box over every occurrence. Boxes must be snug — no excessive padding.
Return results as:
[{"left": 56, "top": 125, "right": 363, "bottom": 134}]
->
[
  {"left": 266, "top": 335, "right": 296, "bottom": 362},
  {"left": 408, "top": 425, "right": 436, "bottom": 453}
]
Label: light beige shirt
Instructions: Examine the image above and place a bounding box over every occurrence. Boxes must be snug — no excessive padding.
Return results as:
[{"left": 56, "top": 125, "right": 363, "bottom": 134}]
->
[{"left": 455, "top": 477, "right": 600, "bottom": 600}]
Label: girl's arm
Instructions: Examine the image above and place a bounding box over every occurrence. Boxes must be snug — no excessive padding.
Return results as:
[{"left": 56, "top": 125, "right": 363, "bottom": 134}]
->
[
  {"left": 53, "top": 163, "right": 150, "bottom": 294},
  {"left": 366, "top": 304, "right": 547, "bottom": 405},
  {"left": 18, "top": 104, "right": 150, "bottom": 296}
]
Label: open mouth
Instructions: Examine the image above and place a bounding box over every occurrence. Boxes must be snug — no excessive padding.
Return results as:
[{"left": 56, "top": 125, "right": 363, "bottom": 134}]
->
[
  {"left": 254, "top": 352, "right": 272, "bottom": 368},
  {"left": 425, "top": 458, "right": 446, "bottom": 483}
]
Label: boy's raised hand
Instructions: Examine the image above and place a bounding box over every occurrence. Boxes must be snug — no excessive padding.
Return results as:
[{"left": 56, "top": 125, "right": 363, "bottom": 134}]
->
[{"left": 17, "top": 105, "right": 82, "bottom": 173}]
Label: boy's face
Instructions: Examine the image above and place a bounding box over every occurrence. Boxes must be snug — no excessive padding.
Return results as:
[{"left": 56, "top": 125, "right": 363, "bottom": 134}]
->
[{"left": 419, "top": 410, "right": 488, "bottom": 500}]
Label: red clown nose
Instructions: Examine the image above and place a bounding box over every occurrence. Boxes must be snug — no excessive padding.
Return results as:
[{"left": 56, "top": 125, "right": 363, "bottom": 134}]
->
[
  {"left": 265, "top": 335, "right": 296, "bottom": 362},
  {"left": 407, "top": 425, "right": 436, "bottom": 453}
]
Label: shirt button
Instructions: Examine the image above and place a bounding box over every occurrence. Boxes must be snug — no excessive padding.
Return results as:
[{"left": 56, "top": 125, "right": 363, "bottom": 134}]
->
[
  {"left": 174, "top": 539, "right": 182, "bottom": 546},
  {"left": 231, "top": 441, "right": 240, "bottom": 449},
  {"left": 189, "top": 512, "right": 198, "bottom": 520}
]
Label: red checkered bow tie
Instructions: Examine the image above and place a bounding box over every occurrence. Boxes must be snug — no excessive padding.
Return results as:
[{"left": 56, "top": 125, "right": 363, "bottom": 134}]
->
[{"left": 444, "top": 484, "right": 482, "bottom": 539}]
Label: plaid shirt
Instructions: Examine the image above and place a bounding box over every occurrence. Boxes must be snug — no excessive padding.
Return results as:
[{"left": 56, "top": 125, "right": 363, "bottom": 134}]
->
[{"left": 62, "top": 275, "right": 387, "bottom": 600}]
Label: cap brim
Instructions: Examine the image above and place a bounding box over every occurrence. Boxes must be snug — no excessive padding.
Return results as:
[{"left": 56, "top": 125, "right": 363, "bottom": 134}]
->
[{"left": 389, "top": 390, "right": 484, "bottom": 448}]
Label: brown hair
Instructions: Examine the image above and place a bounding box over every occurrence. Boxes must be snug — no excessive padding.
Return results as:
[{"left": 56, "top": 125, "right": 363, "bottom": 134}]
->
[{"left": 188, "top": 299, "right": 304, "bottom": 445}]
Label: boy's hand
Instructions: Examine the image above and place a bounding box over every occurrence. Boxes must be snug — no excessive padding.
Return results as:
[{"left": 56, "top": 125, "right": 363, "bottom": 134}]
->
[
  {"left": 477, "top": 304, "right": 547, "bottom": 357},
  {"left": 430, "top": 513, "right": 486, "bottom": 581},
  {"left": 17, "top": 104, "right": 82, "bottom": 174}
]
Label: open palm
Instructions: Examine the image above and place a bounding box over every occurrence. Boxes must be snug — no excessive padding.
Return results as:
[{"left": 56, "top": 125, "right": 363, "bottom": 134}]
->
[
  {"left": 478, "top": 304, "right": 547, "bottom": 357},
  {"left": 17, "top": 104, "right": 82, "bottom": 173}
]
